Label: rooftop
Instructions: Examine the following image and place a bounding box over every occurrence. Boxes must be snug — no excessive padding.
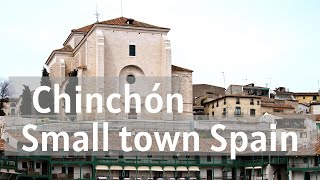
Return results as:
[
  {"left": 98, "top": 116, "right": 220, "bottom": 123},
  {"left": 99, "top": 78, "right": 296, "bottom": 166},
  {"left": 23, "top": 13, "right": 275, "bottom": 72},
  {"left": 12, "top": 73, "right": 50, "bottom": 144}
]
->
[{"left": 72, "top": 17, "right": 170, "bottom": 34}]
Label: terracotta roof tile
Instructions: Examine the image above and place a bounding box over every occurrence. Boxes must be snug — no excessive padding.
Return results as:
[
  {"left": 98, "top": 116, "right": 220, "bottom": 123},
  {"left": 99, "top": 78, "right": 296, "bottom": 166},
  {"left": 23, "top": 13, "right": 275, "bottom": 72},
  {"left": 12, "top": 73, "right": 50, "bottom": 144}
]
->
[
  {"left": 261, "top": 102, "right": 294, "bottom": 109},
  {"left": 172, "top": 65, "right": 193, "bottom": 72},
  {"left": 72, "top": 17, "right": 169, "bottom": 34},
  {"left": 54, "top": 45, "right": 74, "bottom": 52}
]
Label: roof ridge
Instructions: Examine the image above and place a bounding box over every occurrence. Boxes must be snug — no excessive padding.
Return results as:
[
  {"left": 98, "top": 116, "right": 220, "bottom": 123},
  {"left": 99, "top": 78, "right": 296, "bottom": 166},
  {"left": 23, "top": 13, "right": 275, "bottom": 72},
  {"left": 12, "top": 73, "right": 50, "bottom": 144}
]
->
[{"left": 72, "top": 17, "right": 169, "bottom": 34}]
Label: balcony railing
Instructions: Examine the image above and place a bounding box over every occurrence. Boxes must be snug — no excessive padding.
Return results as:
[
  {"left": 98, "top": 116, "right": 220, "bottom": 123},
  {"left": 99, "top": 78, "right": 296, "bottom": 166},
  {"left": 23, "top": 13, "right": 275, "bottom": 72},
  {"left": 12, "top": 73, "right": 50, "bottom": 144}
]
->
[{"left": 0, "top": 159, "right": 16, "bottom": 169}]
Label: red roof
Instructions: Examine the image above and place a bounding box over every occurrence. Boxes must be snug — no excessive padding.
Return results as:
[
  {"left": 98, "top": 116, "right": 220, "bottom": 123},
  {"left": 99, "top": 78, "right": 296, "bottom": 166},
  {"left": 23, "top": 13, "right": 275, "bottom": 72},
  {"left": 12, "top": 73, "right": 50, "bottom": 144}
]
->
[
  {"left": 54, "top": 45, "right": 73, "bottom": 52},
  {"left": 172, "top": 65, "right": 193, "bottom": 72},
  {"left": 261, "top": 102, "right": 294, "bottom": 109},
  {"left": 72, "top": 17, "right": 169, "bottom": 33}
]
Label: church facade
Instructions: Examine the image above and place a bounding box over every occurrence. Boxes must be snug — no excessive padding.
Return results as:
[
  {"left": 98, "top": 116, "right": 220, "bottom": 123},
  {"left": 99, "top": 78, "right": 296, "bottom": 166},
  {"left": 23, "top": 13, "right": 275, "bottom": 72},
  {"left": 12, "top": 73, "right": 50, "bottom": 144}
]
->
[{"left": 45, "top": 17, "right": 193, "bottom": 121}]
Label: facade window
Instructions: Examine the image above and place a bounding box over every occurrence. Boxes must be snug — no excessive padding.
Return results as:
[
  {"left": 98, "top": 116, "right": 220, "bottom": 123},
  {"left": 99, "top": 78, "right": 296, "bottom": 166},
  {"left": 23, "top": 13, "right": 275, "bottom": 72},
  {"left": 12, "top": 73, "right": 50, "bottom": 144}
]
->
[
  {"left": 128, "top": 108, "right": 137, "bottom": 119},
  {"left": 62, "top": 166, "right": 66, "bottom": 174},
  {"left": 22, "top": 162, "right": 27, "bottom": 168},
  {"left": 236, "top": 98, "right": 240, "bottom": 104},
  {"left": 313, "top": 96, "right": 317, "bottom": 101},
  {"left": 250, "top": 109, "right": 256, "bottom": 116},
  {"left": 223, "top": 108, "right": 226, "bottom": 116},
  {"left": 10, "top": 109, "right": 15, "bottom": 115},
  {"left": 300, "top": 132, "right": 307, "bottom": 138},
  {"left": 257, "top": 101, "right": 260, "bottom": 105},
  {"left": 224, "top": 99, "right": 226, "bottom": 105},
  {"left": 235, "top": 107, "right": 241, "bottom": 115},
  {"left": 212, "top": 104, "right": 214, "bottom": 109},
  {"left": 126, "top": 75, "right": 136, "bottom": 84},
  {"left": 250, "top": 99, "right": 254, "bottom": 105},
  {"left": 129, "top": 45, "right": 136, "bottom": 56},
  {"left": 36, "top": 162, "right": 40, "bottom": 169},
  {"left": 303, "top": 96, "right": 306, "bottom": 99},
  {"left": 216, "top": 101, "right": 219, "bottom": 107},
  {"left": 207, "top": 156, "right": 211, "bottom": 162},
  {"left": 211, "top": 111, "right": 214, "bottom": 116}
]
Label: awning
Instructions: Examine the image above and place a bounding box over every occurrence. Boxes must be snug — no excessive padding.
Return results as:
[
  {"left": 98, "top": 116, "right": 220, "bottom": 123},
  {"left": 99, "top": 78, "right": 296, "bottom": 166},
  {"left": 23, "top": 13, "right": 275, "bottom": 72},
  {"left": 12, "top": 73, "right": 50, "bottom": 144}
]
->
[
  {"left": 254, "top": 166, "right": 262, "bottom": 169},
  {"left": 124, "top": 166, "right": 136, "bottom": 171},
  {"left": 96, "top": 165, "right": 109, "bottom": 171},
  {"left": 245, "top": 167, "right": 253, "bottom": 169},
  {"left": 188, "top": 166, "right": 200, "bottom": 171},
  {"left": 138, "top": 166, "right": 150, "bottom": 171},
  {"left": 163, "top": 166, "right": 175, "bottom": 171},
  {"left": 176, "top": 166, "right": 188, "bottom": 171},
  {"left": 0, "top": 169, "right": 7, "bottom": 173},
  {"left": 110, "top": 166, "right": 123, "bottom": 170},
  {"left": 151, "top": 166, "right": 163, "bottom": 171}
]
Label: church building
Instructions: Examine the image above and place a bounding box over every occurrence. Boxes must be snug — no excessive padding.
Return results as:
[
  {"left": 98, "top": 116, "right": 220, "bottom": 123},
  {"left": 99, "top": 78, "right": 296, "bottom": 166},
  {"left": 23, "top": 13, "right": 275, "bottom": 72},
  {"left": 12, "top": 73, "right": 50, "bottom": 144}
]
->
[{"left": 44, "top": 17, "right": 193, "bottom": 121}]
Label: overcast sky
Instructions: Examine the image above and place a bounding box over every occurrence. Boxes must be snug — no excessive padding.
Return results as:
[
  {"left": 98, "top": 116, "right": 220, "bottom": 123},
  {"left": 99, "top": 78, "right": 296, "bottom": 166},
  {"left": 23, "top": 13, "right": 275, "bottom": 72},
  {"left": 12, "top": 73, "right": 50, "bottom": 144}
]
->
[{"left": 0, "top": 0, "right": 319, "bottom": 92}]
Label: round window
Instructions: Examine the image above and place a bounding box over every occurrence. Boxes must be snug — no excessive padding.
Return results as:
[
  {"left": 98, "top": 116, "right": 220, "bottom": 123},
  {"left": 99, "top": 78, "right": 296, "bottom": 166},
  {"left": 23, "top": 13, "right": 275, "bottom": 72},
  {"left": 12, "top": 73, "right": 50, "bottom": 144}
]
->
[{"left": 126, "top": 75, "right": 136, "bottom": 84}]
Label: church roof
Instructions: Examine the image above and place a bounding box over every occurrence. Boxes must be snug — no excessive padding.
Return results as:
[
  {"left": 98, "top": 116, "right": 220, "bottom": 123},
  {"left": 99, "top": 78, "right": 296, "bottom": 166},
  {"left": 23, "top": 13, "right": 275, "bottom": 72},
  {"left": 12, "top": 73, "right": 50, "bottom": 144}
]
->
[
  {"left": 172, "top": 65, "right": 193, "bottom": 73},
  {"left": 72, "top": 17, "right": 169, "bottom": 34},
  {"left": 54, "top": 45, "right": 74, "bottom": 52}
]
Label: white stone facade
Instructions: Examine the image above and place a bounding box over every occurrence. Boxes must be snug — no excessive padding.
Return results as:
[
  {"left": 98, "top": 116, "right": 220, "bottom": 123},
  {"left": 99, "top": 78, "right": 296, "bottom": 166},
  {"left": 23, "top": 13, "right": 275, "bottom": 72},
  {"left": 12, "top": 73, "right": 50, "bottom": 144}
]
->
[{"left": 45, "top": 17, "right": 193, "bottom": 121}]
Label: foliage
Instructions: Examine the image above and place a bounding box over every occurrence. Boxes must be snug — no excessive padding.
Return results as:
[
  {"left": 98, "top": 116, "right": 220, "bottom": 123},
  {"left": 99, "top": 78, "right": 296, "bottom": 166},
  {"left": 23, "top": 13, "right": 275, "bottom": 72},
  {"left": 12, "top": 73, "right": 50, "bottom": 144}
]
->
[
  {"left": 20, "top": 85, "right": 32, "bottom": 116},
  {"left": 37, "top": 67, "right": 55, "bottom": 117},
  {"left": 65, "top": 69, "right": 78, "bottom": 121}
]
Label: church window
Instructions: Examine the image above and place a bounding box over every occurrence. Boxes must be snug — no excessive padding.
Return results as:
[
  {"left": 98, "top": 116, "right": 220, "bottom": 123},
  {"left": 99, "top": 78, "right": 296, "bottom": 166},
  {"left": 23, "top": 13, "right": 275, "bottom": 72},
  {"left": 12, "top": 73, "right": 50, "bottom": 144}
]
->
[
  {"left": 126, "top": 75, "right": 136, "bottom": 84},
  {"left": 129, "top": 45, "right": 136, "bottom": 56}
]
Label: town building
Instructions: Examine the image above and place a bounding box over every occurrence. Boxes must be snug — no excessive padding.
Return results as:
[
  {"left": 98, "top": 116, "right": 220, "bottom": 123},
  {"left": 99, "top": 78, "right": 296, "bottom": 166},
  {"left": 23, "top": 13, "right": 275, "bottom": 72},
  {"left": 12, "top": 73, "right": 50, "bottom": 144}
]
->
[
  {"left": 203, "top": 95, "right": 262, "bottom": 118},
  {"left": 311, "top": 102, "right": 320, "bottom": 115},
  {"left": 193, "top": 84, "right": 225, "bottom": 106},
  {"left": 44, "top": 17, "right": 193, "bottom": 121},
  {"left": 226, "top": 83, "right": 269, "bottom": 97},
  {"left": 0, "top": 98, "right": 20, "bottom": 116},
  {"left": 294, "top": 92, "right": 320, "bottom": 104},
  {"left": 273, "top": 87, "right": 296, "bottom": 101}
]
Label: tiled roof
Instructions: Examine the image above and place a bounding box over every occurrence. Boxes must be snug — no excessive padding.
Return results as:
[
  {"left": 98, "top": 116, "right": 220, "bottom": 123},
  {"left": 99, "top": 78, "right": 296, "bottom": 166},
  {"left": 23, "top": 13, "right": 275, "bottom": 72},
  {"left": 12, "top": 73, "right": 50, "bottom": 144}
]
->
[
  {"left": 72, "top": 17, "right": 169, "bottom": 33},
  {"left": 261, "top": 102, "right": 294, "bottom": 109},
  {"left": 54, "top": 45, "right": 74, "bottom": 53},
  {"left": 172, "top": 65, "right": 193, "bottom": 72},
  {"left": 294, "top": 92, "right": 319, "bottom": 96},
  {"left": 204, "top": 94, "right": 261, "bottom": 104}
]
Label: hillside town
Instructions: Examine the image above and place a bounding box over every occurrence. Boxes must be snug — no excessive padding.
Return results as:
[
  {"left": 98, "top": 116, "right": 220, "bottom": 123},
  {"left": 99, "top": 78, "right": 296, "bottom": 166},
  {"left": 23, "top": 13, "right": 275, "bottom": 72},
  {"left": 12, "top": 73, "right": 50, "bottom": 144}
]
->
[{"left": 0, "top": 17, "right": 320, "bottom": 180}]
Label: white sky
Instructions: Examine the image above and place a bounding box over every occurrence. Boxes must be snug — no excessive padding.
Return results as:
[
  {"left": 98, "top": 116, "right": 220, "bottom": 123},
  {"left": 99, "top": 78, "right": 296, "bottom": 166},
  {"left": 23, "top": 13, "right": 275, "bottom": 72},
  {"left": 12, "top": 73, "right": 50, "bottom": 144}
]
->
[{"left": 0, "top": 0, "right": 319, "bottom": 92}]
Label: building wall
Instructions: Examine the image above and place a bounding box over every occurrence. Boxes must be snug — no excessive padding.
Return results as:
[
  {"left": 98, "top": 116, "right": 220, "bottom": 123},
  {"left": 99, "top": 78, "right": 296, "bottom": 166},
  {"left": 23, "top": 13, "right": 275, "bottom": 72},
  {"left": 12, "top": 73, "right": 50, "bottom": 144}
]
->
[
  {"left": 295, "top": 95, "right": 320, "bottom": 104},
  {"left": 51, "top": 164, "right": 92, "bottom": 179},
  {"left": 193, "top": 84, "right": 225, "bottom": 99},
  {"left": 46, "top": 25, "right": 192, "bottom": 121},
  {"left": 226, "top": 85, "right": 242, "bottom": 95},
  {"left": 311, "top": 104, "right": 320, "bottom": 114},
  {"left": 204, "top": 97, "right": 261, "bottom": 118},
  {"left": 261, "top": 107, "right": 295, "bottom": 114}
]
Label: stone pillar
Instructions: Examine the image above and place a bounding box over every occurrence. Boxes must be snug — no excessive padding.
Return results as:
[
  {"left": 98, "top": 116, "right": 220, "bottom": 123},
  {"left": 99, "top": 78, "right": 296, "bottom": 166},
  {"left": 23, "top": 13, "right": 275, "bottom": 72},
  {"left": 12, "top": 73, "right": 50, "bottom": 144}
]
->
[{"left": 96, "top": 30, "right": 105, "bottom": 121}]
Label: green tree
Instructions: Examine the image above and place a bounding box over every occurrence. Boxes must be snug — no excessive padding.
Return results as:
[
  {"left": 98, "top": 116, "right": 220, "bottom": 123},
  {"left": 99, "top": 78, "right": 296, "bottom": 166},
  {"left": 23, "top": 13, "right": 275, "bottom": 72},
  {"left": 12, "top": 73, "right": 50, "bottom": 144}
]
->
[
  {"left": 20, "top": 85, "right": 32, "bottom": 116},
  {"left": 65, "top": 69, "right": 78, "bottom": 121},
  {"left": 37, "top": 67, "right": 55, "bottom": 118}
]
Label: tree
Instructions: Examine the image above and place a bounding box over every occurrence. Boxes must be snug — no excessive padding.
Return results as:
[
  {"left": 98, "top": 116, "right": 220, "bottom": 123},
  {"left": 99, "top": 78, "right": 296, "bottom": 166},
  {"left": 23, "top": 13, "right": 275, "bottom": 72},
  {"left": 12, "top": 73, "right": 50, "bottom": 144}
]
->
[
  {"left": 20, "top": 85, "right": 32, "bottom": 116},
  {"left": 37, "top": 67, "right": 54, "bottom": 117},
  {"left": 0, "top": 80, "right": 12, "bottom": 116},
  {"left": 65, "top": 69, "right": 78, "bottom": 121}
]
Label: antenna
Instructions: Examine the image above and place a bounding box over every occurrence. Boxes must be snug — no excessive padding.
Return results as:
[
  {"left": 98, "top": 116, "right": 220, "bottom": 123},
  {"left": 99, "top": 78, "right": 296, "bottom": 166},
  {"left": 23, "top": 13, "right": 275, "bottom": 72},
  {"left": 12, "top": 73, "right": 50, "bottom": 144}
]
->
[
  {"left": 221, "top": 72, "right": 225, "bottom": 89},
  {"left": 121, "top": 0, "right": 123, "bottom": 17},
  {"left": 94, "top": 4, "right": 100, "bottom": 22}
]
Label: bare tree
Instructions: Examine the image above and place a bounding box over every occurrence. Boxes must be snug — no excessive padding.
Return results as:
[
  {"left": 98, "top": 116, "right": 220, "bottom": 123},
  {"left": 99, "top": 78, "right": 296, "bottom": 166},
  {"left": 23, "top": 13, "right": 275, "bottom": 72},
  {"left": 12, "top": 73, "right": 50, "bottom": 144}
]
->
[{"left": 0, "top": 80, "right": 12, "bottom": 116}]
